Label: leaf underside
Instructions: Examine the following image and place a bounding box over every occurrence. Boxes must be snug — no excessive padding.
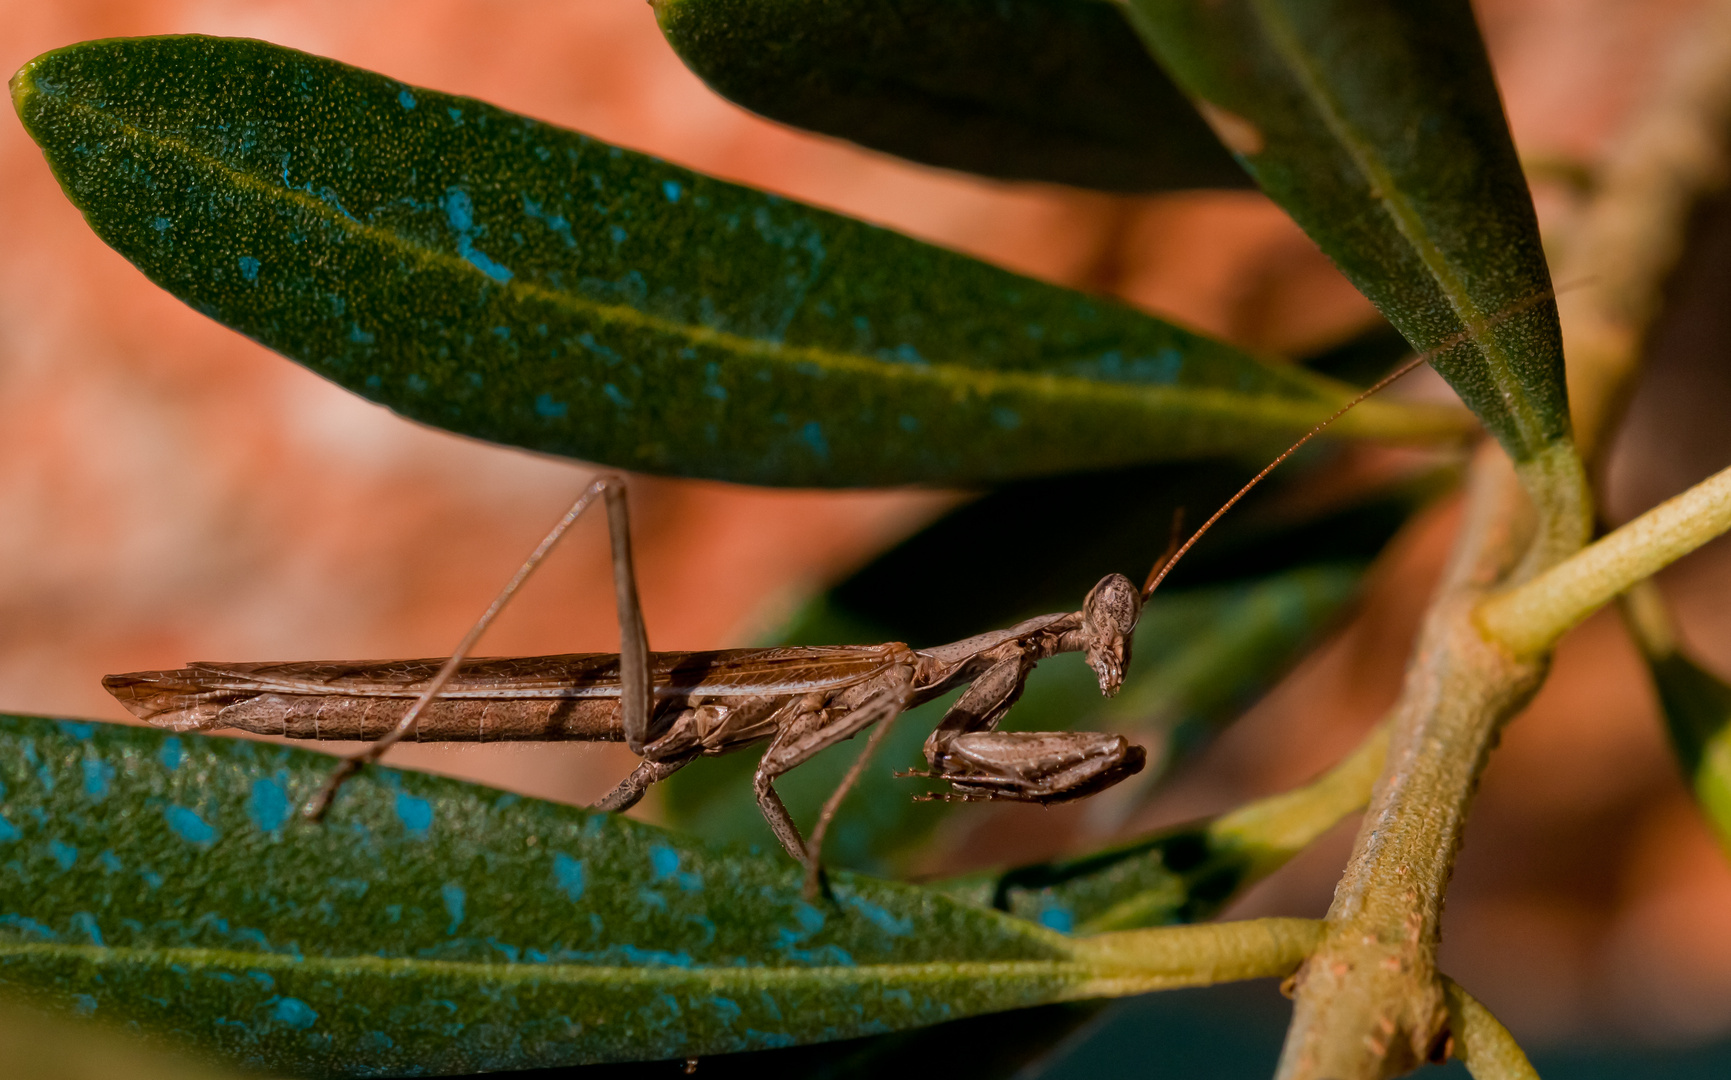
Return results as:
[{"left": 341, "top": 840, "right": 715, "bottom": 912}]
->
[
  {"left": 1126, "top": 0, "right": 1571, "bottom": 463},
  {"left": 655, "top": 0, "right": 1249, "bottom": 192}
]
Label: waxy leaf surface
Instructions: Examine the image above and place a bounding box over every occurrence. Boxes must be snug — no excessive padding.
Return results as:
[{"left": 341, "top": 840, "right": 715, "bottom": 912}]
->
[
  {"left": 656, "top": 0, "right": 1248, "bottom": 192},
  {"left": 0, "top": 715, "right": 1157, "bottom": 1076},
  {"left": 12, "top": 36, "right": 1468, "bottom": 488},
  {"left": 1126, "top": 0, "right": 1571, "bottom": 465}
]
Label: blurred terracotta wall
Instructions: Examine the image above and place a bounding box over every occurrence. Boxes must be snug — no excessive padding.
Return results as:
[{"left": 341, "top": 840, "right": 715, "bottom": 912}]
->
[{"left": 4, "top": 0, "right": 1731, "bottom": 1053}]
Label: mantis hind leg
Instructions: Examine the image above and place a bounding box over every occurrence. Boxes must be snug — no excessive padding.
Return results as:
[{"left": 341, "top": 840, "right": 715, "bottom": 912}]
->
[{"left": 303, "top": 473, "right": 651, "bottom": 820}]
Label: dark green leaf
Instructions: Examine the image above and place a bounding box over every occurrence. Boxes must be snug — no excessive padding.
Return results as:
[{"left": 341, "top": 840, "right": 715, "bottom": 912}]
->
[
  {"left": 0, "top": 715, "right": 1221, "bottom": 1075},
  {"left": 1125, "top": 0, "right": 1572, "bottom": 465},
  {"left": 654, "top": 0, "right": 1249, "bottom": 193},
  {"left": 12, "top": 36, "right": 1471, "bottom": 488}
]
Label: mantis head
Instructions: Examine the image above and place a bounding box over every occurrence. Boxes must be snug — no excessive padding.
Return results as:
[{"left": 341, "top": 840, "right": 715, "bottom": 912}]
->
[{"left": 1081, "top": 573, "right": 1141, "bottom": 697}]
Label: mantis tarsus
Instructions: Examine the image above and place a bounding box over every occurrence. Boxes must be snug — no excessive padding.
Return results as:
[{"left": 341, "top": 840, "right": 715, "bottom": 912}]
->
[{"left": 105, "top": 337, "right": 1459, "bottom": 898}]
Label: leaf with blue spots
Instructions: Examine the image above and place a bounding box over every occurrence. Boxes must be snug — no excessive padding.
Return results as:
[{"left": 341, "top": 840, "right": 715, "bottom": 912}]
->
[
  {"left": 0, "top": 713, "right": 1303, "bottom": 1075},
  {"left": 12, "top": 36, "right": 1470, "bottom": 488}
]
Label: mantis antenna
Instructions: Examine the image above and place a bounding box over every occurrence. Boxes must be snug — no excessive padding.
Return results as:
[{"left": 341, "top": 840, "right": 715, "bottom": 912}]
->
[{"left": 1141, "top": 286, "right": 1566, "bottom": 600}]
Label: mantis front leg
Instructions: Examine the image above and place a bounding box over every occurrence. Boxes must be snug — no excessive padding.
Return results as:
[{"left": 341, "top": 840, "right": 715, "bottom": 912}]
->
[{"left": 918, "top": 676, "right": 1149, "bottom": 805}]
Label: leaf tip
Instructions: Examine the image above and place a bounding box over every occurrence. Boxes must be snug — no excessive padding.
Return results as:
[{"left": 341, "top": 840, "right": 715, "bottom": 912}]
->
[{"left": 8, "top": 59, "right": 37, "bottom": 118}]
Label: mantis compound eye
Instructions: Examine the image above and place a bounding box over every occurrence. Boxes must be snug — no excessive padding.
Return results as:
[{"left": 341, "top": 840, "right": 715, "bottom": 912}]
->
[{"left": 1081, "top": 572, "right": 1141, "bottom": 697}]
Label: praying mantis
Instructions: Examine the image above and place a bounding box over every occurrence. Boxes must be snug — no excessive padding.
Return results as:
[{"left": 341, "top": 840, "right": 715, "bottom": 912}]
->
[{"left": 104, "top": 338, "right": 1455, "bottom": 897}]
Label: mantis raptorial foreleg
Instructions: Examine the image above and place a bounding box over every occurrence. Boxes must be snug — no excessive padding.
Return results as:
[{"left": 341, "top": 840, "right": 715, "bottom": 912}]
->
[
  {"left": 302, "top": 473, "right": 648, "bottom": 819},
  {"left": 924, "top": 650, "right": 1034, "bottom": 758}
]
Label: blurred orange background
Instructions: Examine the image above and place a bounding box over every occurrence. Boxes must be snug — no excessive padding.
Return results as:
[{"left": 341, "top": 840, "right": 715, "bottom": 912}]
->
[{"left": 4, "top": 0, "right": 1731, "bottom": 1055}]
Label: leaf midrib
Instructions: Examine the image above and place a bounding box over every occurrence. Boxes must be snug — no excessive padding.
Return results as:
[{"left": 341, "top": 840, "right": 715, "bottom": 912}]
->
[
  {"left": 36, "top": 76, "right": 1371, "bottom": 421},
  {"left": 1244, "top": 0, "right": 1549, "bottom": 454},
  {"left": 1, "top": 940, "right": 1103, "bottom": 988}
]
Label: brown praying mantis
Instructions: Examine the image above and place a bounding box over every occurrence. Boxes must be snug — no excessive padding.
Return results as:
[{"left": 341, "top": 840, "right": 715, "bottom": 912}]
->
[{"left": 104, "top": 309, "right": 1511, "bottom": 895}]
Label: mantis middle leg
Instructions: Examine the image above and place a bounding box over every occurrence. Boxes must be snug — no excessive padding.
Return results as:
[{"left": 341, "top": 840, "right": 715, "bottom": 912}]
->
[{"left": 751, "top": 667, "right": 915, "bottom": 895}]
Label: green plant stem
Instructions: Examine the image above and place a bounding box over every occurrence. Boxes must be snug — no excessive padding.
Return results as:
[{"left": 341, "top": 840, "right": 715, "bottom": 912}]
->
[
  {"left": 1206, "top": 720, "right": 1388, "bottom": 880},
  {"left": 1443, "top": 977, "right": 1541, "bottom": 1080},
  {"left": 1074, "top": 918, "right": 1322, "bottom": 990},
  {"left": 1277, "top": 447, "right": 1548, "bottom": 1080},
  {"left": 1477, "top": 460, "right": 1731, "bottom": 657}
]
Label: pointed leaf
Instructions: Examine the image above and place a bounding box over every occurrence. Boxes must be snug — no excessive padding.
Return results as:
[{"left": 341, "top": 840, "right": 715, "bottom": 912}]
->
[
  {"left": 1125, "top": 0, "right": 1572, "bottom": 466},
  {"left": 654, "top": 0, "right": 1249, "bottom": 192},
  {"left": 0, "top": 714, "right": 1293, "bottom": 1075},
  {"left": 12, "top": 36, "right": 1471, "bottom": 488}
]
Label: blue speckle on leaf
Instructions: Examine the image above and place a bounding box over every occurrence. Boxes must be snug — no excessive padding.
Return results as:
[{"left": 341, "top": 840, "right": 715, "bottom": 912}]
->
[
  {"left": 1038, "top": 906, "right": 1075, "bottom": 933},
  {"left": 270, "top": 997, "right": 319, "bottom": 1030},
  {"left": 72, "top": 994, "right": 97, "bottom": 1017},
  {"left": 609, "top": 225, "right": 628, "bottom": 245},
  {"left": 48, "top": 839, "right": 78, "bottom": 871},
  {"left": 799, "top": 422, "right": 829, "bottom": 459},
  {"left": 899, "top": 414, "right": 920, "bottom": 432},
  {"left": 443, "top": 187, "right": 513, "bottom": 282},
  {"left": 394, "top": 791, "right": 433, "bottom": 836},
  {"left": 248, "top": 777, "right": 291, "bottom": 833},
  {"left": 521, "top": 194, "right": 576, "bottom": 247},
  {"left": 0, "top": 815, "right": 17, "bottom": 843},
  {"left": 164, "top": 805, "right": 217, "bottom": 846},
  {"left": 992, "top": 407, "right": 1023, "bottom": 430},
  {"left": 69, "top": 912, "right": 103, "bottom": 946},
  {"left": 442, "top": 883, "right": 466, "bottom": 933},
  {"left": 838, "top": 891, "right": 913, "bottom": 936},
  {"left": 58, "top": 722, "right": 94, "bottom": 740},
  {"left": 0, "top": 915, "right": 56, "bottom": 941},
  {"left": 81, "top": 760, "right": 114, "bottom": 799},
  {"left": 649, "top": 845, "right": 680, "bottom": 879},
  {"left": 447, "top": 106, "right": 463, "bottom": 123},
  {"left": 397, "top": 89, "right": 417, "bottom": 110},
  {"left": 648, "top": 844, "right": 703, "bottom": 891},
  {"left": 158, "top": 737, "right": 183, "bottom": 771},
  {"left": 662, "top": 180, "right": 683, "bottom": 203},
  {"left": 602, "top": 383, "right": 631, "bottom": 409},
  {"left": 554, "top": 853, "right": 586, "bottom": 901},
  {"left": 534, "top": 393, "right": 569, "bottom": 419},
  {"left": 237, "top": 255, "right": 261, "bottom": 281},
  {"left": 152, "top": 216, "right": 171, "bottom": 233}
]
